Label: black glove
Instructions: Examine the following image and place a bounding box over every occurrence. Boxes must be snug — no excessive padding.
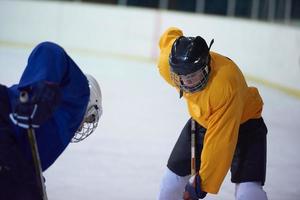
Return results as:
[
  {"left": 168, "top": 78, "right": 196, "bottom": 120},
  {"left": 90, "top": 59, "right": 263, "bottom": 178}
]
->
[
  {"left": 10, "top": 81, "right": 61, "bottom": 129},
  {"left": 183, "top": 174, "right": 207, "bottom": 200}
]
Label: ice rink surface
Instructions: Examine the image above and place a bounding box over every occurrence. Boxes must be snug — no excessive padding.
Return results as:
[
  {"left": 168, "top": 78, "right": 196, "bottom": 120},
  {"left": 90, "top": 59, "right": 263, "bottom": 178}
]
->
[{"left": 1, "top": 45, "right": 300, "bottom": 200}]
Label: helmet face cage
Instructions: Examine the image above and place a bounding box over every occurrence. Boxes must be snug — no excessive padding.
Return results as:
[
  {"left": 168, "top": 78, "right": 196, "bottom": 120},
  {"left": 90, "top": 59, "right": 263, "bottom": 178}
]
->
[
  {"left": 170, "top": 65, "right": 210, "bottom": 93},
  {"left": 72, "top": 105, "right": 100, "bottom": 143},
  {"left": 72, "top": 74, "right": 102, "bottom": 143}
]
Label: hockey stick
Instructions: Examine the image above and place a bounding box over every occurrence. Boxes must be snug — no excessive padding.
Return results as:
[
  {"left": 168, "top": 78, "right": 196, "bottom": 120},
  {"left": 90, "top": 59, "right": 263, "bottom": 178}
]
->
[
  {"left": 20, "top": 91, "right": 48, "bottom": 200},
  {"left": 191, "top": 119, "right": 196, "bottom": 176},
  {"left": 27, "top": 128, "right": 48, "bottom": 200}
]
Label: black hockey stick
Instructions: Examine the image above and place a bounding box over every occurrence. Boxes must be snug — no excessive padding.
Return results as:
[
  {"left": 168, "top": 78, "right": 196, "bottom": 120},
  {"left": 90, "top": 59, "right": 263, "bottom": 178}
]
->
[
  {"left": 20, "top": 91, "right": 48, "bottom": 200},
  {"left": 27, "top": 128, "right": 48, "bottom": 200}
]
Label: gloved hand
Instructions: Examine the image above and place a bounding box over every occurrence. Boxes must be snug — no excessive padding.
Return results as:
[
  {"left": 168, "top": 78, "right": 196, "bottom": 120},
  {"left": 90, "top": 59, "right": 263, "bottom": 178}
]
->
[
  {"left": 10, "top": 81, "right": 61, "bottom": 129},
  {"left": 183, "top": 174, "right": 207, "bottom": 200}
]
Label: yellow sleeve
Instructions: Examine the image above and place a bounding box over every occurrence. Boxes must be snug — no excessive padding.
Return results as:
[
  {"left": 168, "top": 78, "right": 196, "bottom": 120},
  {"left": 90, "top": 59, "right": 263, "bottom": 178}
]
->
[
  {"left": 157, "top": 27, "right": 183, "bottom": 86},
  {"left": 199, "top": 91, "right": 244, "bottom": 194}
]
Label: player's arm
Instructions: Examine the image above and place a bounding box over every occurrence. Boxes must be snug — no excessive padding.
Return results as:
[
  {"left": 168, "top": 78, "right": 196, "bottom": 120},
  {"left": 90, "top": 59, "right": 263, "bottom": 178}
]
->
[
  {"left": 157, "top": 27, "right": 183, "bottom": 86},
  {"left": 199, "top": 90, "right": 244, "bottom": 194},
  {"left": 10, "top": 42, "right": 70, "bottom": 128},
  {"left": 18, "top": 42, "right": 70, "bottom": 89}
]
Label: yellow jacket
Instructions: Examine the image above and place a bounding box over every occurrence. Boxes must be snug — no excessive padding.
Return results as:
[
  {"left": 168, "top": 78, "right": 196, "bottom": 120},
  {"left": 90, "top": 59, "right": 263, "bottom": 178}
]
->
[{"left": 157, "top": 27, "right": 263, "bottom": 194}]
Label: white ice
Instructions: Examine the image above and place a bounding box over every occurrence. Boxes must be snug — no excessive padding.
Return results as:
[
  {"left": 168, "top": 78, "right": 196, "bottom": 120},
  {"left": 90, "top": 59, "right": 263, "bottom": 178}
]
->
[{"left": 1, "top": 45, "right": 300, "bottom": 200}]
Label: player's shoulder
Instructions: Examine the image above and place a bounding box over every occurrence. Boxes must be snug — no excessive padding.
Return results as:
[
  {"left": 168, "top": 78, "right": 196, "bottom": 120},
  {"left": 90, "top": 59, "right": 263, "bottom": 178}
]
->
[
  {"left": 211, "top": 51, "right": 242, "bottom": 79},
  {"left": 210, "top": 52, "right": 236, "bottom": 65},
  {"left": 208, "top": 53, "right": 242, "bottom": 96}
]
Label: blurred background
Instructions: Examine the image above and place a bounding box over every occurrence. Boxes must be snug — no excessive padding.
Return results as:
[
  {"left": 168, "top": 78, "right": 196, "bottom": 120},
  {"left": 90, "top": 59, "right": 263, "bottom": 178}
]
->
[
  {"left": 1, "top": 0, "right": 300, "bottom": 199},
  {"left": 81, "top": 0, "right": 300, "bottom": 25}
]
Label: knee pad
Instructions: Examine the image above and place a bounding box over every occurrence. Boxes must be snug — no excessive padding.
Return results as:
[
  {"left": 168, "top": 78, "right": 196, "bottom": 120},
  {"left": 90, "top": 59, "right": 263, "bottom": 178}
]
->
[{"left": 235, "top": 182, "right": 268, "bottom": 200}]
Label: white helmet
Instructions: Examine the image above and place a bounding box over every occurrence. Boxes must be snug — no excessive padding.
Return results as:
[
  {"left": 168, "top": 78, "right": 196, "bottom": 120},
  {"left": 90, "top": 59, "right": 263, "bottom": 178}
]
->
[{"left": 72, "top": 74, "right": 103, "bottom": 143}]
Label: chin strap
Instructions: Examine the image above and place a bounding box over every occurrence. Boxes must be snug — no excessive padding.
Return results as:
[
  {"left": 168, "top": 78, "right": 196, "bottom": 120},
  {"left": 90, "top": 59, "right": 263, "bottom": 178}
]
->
[
  {"left": 208, "top": 39, "right": 214, "bottom": 50},
  {"left": 179, "top": 90, "right": 183, "bottom": 98}
]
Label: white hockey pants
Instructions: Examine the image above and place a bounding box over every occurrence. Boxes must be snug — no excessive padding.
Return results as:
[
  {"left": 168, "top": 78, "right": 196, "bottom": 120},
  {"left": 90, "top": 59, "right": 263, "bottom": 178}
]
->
[{"left": 157, "top": 168, "right": 268, "bottom": 200}]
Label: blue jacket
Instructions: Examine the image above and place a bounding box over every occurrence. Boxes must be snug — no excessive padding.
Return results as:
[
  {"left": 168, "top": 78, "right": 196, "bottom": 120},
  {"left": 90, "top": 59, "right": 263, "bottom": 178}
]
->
[{"left": 7, "top": 42, "right": 90, "bottom": 171}]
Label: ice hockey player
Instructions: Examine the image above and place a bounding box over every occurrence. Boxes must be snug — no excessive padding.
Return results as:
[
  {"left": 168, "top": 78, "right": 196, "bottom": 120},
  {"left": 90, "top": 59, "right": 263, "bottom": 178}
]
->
[
  {"left": 156, "top": 27, "right": 268, "bottom": 200},
  {"left": 0, "top": 42, "right": 102, "bottom": 200}
]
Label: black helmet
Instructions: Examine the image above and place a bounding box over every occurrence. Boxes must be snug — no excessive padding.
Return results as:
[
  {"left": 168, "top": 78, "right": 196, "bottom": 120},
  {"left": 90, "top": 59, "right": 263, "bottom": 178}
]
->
[{"left": 169, "top": 36, "right": 214, "bottom": 94}]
